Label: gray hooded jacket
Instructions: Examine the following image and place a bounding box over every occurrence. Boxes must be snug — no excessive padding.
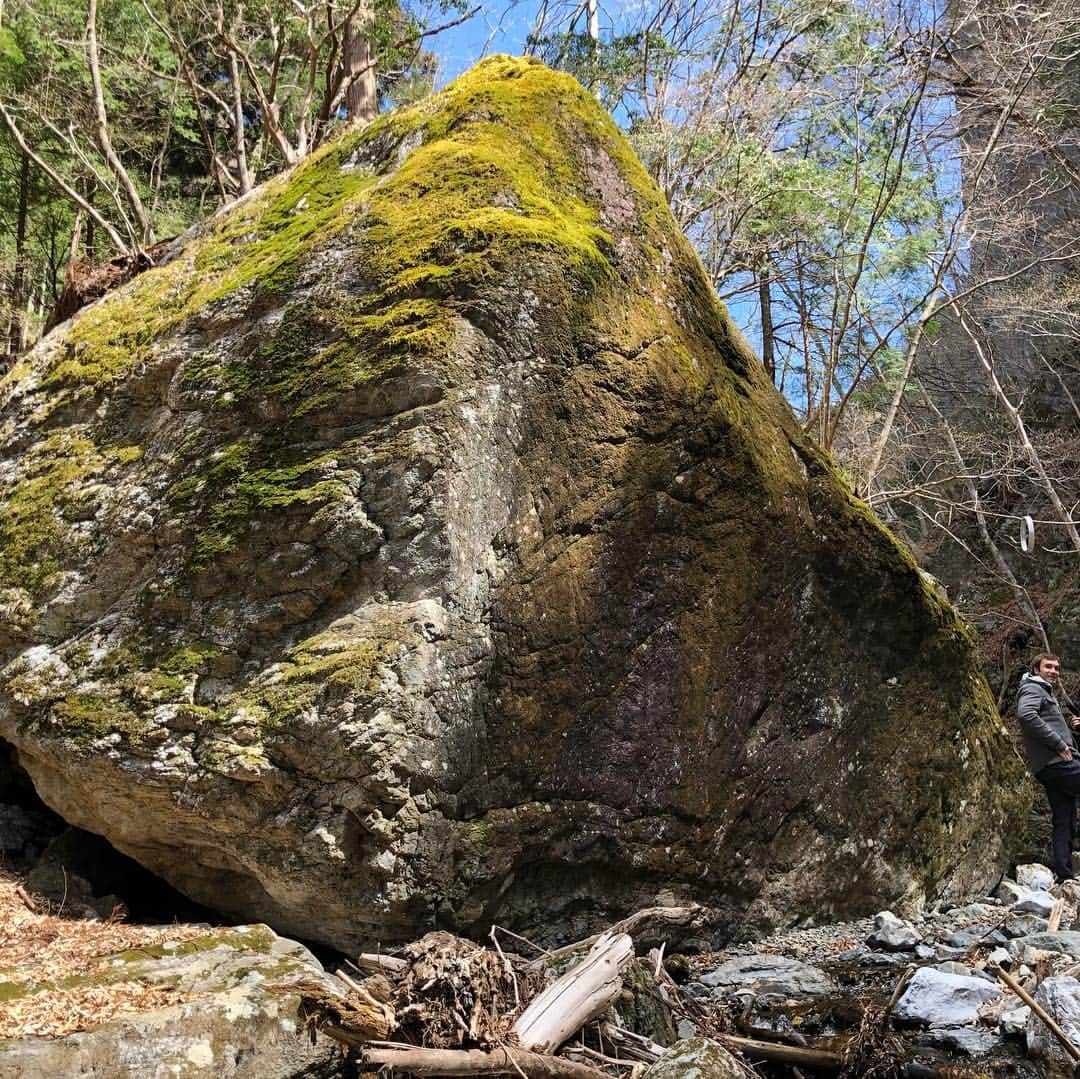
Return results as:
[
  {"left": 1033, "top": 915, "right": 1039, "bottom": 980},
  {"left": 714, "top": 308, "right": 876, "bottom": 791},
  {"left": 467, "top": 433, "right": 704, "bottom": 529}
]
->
[{"left": 1017, "top": 672, "right": 1075, "bottom": 774}]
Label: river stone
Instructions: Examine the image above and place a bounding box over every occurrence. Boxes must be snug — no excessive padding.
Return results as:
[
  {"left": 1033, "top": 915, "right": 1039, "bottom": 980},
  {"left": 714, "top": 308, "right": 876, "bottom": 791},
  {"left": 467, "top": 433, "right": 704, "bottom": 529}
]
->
[
  {"left": 893, "top": 967, "right": 1001, "bottom": 1027},
  {"left": 1014, "top": 891, "right": 1056, "bottom": 917},
  {"left": 1007, "top": 932, "right": 1080, "bottom": 959},
  {"left": 994, "top": 879, "right": 1029, "bottom": 905},
  {"left": 1001, "top": 1004, "right": 1030, "bottom": 1036},
  {"left": 0, "top": 55, "right": 1029, "bottom": 950},
  {"left": 943, "top": 925, "right": 991, "bottom": 949},
  {"left": 867, "top": 910, "right": 921, "bottom": 951},
  {"left": 916, "top": 1026, "right": 1001, "bottom": 1055},
  {"left": 935, "top": 961, "right": 994, "bottom": 983},
  {"left": 861, "top": 951, "right": 910, "bottom": 967},
  {"left": 1016, "top": 864, "right": 1055, "bottom": 892},
  {"left": 699, "top": 955, "right": 835, "bottom": 998},
  {"left": 1004, "top": 913, "right": 1049, "bottom": 938},
  {"left": 944, "top": 902, "right": 1000, "bottom": 923},
  {"left": 0, "top": 924, "right": 343, "bottom": 1077},
  {"left": 639, "top": 1037, "right": 745, "bottom": 1078},
  {"left": 1027, "top": 976, "right": 1080, "bottom": 1067}
]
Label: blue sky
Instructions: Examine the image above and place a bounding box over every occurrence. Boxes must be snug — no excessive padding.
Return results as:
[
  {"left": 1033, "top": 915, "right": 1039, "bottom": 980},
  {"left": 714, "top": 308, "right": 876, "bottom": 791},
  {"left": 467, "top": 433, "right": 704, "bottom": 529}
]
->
[{"left": 430, "top": 3, "right": 541, "bottom": 83}]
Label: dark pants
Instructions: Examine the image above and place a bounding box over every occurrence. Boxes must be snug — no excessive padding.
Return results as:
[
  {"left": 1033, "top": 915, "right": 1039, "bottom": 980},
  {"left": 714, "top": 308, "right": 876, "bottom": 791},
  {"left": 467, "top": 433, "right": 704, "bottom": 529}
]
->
[{"left": 1037, "top": 759, "right": 1080, "bottom": 879}]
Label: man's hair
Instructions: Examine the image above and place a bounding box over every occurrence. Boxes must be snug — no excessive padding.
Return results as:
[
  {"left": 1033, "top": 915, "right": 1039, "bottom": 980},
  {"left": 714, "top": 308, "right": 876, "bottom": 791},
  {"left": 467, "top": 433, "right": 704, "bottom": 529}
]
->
[{"left": 1031, "top": 652, "right": 1060, "bottom": 674}]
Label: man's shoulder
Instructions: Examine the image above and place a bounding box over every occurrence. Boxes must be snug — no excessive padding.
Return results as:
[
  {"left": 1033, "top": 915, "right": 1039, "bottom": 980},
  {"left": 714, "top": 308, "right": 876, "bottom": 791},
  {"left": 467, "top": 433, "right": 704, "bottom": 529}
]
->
[{"left": 1018, "top": 676, "right": 1051, "bottom": 704}]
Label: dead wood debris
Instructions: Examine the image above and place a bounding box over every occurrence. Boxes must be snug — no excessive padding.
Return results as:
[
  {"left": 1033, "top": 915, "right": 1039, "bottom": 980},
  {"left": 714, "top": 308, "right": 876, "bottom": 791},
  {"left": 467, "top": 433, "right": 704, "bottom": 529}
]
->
[{"left": 297, "top": 907, "right": 951, "bottom": 1079}]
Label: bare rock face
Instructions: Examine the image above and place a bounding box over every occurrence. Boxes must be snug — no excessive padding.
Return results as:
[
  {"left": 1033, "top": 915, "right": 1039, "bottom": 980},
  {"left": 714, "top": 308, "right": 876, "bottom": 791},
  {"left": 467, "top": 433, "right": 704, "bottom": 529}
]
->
[{"left": 0, "top": 57, "right": 1027, "bottom": 950}]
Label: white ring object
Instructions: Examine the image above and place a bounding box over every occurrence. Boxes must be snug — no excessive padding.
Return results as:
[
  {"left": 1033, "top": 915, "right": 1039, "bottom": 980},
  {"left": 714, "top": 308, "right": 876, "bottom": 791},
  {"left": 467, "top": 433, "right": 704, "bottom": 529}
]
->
[{"left": 1020, "top": 515, "right": 1035, "bottom": 553}]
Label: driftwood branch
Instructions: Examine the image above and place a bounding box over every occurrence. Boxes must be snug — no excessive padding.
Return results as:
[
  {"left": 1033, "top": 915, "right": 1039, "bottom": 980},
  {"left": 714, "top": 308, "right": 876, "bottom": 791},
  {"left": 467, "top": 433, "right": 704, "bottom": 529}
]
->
[
  {"left": 993, "top": 963, "right": 1080, "bottom": 1063},
  {"left": 514, "top": 932, "right": 634, "bottom": 1052},
  {"left": 1048, "top": 898, "right": 1065, "bottom": 933},
  {"left": 543, "top": 907, "right": 702, "bottom": 962},
  {"left": 360, "top": 1044, "right": 610, "bottom": 1077},
  {"left": 355, "top": 952, "right": 408, "bottom": 975}
]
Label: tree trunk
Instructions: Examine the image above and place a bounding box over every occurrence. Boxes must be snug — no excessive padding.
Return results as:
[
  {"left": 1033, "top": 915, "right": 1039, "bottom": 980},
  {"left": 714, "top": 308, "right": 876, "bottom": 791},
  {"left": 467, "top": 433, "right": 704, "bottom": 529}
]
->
[
  {"left": 758, "top": 256, "right": 775, "bottom": 383},
  {"left": 7, "top": 149, "right": 29, "bottom": 358},
  {"left": 228, "top": 48, "right": 252, "bottom": 194},
  {"left": 86, "top": 0, "right": 153, "bottom": 246},
  {"left": 343, "top": 5, "right": 376, "bottom": 124}
]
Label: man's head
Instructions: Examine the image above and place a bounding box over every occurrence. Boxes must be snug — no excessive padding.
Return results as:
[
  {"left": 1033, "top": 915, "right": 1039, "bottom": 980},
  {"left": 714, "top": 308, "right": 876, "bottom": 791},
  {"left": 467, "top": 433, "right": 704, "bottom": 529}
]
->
[{"left": 1031, "top": 653, "right": 1061, "bottom": 682}]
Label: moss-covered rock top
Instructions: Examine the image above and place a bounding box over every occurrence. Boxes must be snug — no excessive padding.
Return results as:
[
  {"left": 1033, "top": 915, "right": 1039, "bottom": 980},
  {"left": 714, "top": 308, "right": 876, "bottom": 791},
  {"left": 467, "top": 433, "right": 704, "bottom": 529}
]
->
[{"left": 0, "top": 56, "right": 1029, "bottom": 951}]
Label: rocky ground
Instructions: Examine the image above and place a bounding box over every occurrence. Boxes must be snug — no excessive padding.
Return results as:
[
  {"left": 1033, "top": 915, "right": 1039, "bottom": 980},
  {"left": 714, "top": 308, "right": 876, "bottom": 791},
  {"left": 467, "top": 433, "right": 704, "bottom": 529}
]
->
[
  {"left": 682, "top": 862, "right": 1080, "bottom": 1076},
  {"left": 3, "top": 779, "right": 1079, "bottom": 1077}
]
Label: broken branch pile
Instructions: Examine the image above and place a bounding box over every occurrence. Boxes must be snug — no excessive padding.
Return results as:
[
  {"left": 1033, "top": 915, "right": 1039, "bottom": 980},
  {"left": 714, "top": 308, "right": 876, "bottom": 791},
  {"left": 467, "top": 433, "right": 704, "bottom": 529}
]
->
[{"left": 295, "top": 907, "right": 971, "bottom": 1078}]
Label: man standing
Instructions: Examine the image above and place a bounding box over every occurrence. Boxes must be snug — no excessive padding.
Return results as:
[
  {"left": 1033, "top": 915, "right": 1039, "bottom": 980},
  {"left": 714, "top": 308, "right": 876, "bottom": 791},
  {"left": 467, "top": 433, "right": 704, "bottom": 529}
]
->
[{"left": 1018, "top": 653, "right": 1080, "bottom": 882}]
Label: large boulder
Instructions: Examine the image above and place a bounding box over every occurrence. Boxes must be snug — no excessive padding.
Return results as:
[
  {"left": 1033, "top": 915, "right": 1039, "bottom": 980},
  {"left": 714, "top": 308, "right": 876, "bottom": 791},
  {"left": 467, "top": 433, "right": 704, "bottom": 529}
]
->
[{"left": 0, "top": 56, "right": 1027, "bottom": 950}]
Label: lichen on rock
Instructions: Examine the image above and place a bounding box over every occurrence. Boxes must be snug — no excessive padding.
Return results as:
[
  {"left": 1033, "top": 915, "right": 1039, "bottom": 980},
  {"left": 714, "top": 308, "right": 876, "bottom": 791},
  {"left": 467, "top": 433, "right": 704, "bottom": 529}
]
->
[{"left": 0, "top": 55, "right": 1028, "bottom": 950}]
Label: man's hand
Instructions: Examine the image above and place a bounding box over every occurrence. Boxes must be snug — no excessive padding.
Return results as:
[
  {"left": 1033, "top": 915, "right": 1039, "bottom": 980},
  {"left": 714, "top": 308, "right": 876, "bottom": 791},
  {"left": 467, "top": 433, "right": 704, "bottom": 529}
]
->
[
  {"left": 1071, "top": 715, "right": 1080, "bottom": 730},
  {"left": 1061, "top": 746, "right": 1075, "bottom": 762}
]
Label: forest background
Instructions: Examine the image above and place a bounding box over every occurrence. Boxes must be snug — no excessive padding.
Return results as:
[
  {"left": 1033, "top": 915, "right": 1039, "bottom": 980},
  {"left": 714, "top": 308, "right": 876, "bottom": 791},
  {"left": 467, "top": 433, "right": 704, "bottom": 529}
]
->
[{"left": 0, "top": 0, "right": 1076, "bottom": 699}]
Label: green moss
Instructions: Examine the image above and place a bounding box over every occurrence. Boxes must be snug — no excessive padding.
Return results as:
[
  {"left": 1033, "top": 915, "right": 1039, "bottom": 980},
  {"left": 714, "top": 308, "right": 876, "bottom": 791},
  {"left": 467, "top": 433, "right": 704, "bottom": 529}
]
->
[
  {"left": 33, "top": 56, "right": 640, "bottom": 421},
  {"left": 115, "top": 926, "right": 276, "bottom": 965},
  {"left": 0, "top": 434, "right": 142, "bottom": 597},
  {"left": 464, "top": 819, "right": 490, "bottom": 847},
  {"left": 224, "top": 632, "right": 396, "bottom": 728},
  {"left": 43, "top": 691, "right": 151, "bottom": 747},
  {"left": 159, "top": 644, "right": 221, "bottom": 675},
  {"left": 167, "top": 436, "right": 354, "bottom": 569}
]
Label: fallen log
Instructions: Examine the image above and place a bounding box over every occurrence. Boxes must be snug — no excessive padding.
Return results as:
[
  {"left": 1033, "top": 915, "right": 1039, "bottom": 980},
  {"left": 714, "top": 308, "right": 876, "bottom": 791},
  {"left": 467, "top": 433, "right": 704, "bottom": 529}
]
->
[
  {"left": 598, "top": 1021, "right": 665, "bottom": 1063},
  {"left": 359, "top": 1044, "right": 612, "bottom": 1077},
  {"left": 543, "top": 907, "right": 703, "bottom": 962},
  {"left": 355, "top": 952, "right": 409, "bottom": 975},
  {"left": 717, "top": 1033, "right": 844, "bottom": 1072},
  {"left": 294, "top": 979, "right": 392, "bottom": 1042},
  {"left": 514, "top": 932, "right": 635, "bottom": 1052}
]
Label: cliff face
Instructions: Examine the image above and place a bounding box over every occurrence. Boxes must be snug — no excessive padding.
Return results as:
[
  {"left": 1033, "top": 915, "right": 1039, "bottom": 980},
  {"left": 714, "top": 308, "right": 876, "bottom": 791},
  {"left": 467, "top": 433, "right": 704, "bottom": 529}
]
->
[{"left": 0, "top": 56, "right": 1027, "bottom": 949}]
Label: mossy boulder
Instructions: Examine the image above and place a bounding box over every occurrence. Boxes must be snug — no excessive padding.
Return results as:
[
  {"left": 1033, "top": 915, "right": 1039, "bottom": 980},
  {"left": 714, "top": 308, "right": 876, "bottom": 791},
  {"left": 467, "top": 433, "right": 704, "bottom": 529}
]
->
[
  {"left": 0, "top": 56, "right": 1027, "bottom": 950},
  {"left": 0, "top": 924, "right": 344, "bottom": 1077}
]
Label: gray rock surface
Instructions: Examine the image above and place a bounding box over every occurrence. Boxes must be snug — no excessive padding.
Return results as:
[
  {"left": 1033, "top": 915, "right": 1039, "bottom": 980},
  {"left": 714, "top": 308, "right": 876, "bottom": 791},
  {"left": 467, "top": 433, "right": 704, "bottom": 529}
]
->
[
  {"left": 867, "top": 910, "right": 921, "bottom": 951},
  {"left": 1027, "top": 976, "right": 1080, "bottom": 1068},
  {"left": 944, "top": 902, "right": 1000, "bottom": 923},
  {"left": 1004, "top": 913, "right": 1048, "bottom": 938},
  {"left": 935, "top": 962, "right": 994, "bottom": 983},
  {"left": 893, "top": 967, "right": 1001, "bottom": 1027},
  {"left": 1016, "top": 864, "right": 1055, "bottom": 892},
  {"left": 0, "top": 55, "right": 1028, "bottom": 950},
  {"left": 943, "top": 925, "right": 991, "bottom": 949},
  {"left": 1007, "top": 932, "right": 1080, "bottom": 959},
  {"left": 699, "top": 955, "right": 836, "bottom": 998},
  {"left": 916, "top": 1026, "right": 1001, "bottom": 1055},
  {"left": 1014, "top": 891, "right": 1056, "bottom": 917},
  {"left": 993, "top": 879, "right": 1029, "bottom": 905},
  {"left": 1001, "top": 1005, "right": 1030, "bottom": 1036},
  {"left": 639, "top": 1037, "right": 746, "bottom": 1078},
  {"left": 0, "top": 924, "right": 343, "bottom": 1078}
]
